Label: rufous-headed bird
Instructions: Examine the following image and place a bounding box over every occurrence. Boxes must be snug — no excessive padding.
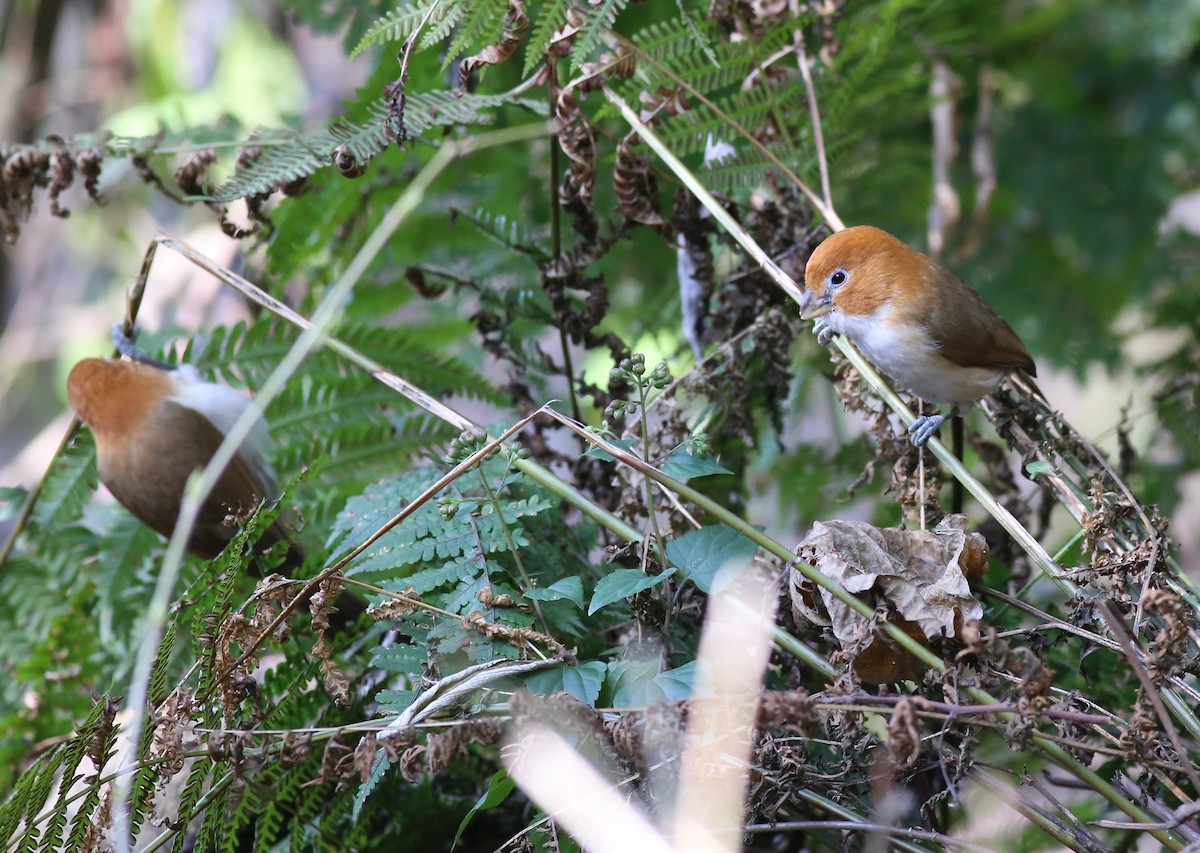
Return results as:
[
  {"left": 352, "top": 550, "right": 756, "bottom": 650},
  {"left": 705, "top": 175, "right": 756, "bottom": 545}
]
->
[
  {"left": 66, "top": 356, "right": 365, "bottom": 628},
  {"left": 800, "top": 226, "right": 1036, "bottom": 446}
]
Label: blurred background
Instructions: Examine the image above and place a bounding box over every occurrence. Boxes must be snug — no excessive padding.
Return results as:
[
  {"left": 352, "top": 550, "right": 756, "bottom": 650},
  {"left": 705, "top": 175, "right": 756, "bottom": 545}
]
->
[{"left": 0, "top": 0, "right": 368, "bottom": 501}]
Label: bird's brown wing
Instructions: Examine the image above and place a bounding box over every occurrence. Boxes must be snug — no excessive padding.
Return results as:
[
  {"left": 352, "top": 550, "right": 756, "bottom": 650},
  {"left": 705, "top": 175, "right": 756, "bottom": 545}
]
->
[
  {"left": 155, "top": 400, "right": 290, "bottom": 558},
  {"left": 926, "top": 271, "right": 1036, "bottom": 375},
  {"left": 161, "top": 402, "right": 367, "bottom": 629}
]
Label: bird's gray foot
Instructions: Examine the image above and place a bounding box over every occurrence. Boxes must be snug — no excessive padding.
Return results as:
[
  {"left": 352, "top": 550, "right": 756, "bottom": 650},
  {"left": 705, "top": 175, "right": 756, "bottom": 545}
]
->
[
  {"left": 813, "top": 317, "right": 835, "bottom": 346},
  {"left": 907, "top": 414, "right": 946, "bottom": 446}
]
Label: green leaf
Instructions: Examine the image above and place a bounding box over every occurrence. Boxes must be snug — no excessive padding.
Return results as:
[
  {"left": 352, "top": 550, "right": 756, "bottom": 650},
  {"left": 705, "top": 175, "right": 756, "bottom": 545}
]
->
[
  {"left": 524, "top": 576, "right": 584, "bottom": 608},
  {"left": 374, "top": 688, "right": 419, "bottom": 715},
  {"left": 560, "top": 661, "right": 606, "bottom": 706},
  {"left": 665, "top": 525, "right": 758, "bottom": 593},
  {"left": 660, "top": 446, "right": 732, "bottom": 480},
  {"left": 454, "top": 772, "right": 516, "bottom": 850},
  {"left": 583, "top": 438, "right": 637, "bottom": 462},
  {"left": 605, "top": 659, "right": 698, "bottom": 706},
  {"left": 588, "top": 567, "right": 675, "bottom": 615},
  {"left": 1025, "top": 460, "right": 1053, "bottom": 477},
  {"left": 653, "top": 661, "right": 697, "bottom": 702},
  {"left": 352, "top": 752, "right": 392, "bottom": 823},
  {"left": 0, "top": 487, "right": 27, "bottom": 522}
]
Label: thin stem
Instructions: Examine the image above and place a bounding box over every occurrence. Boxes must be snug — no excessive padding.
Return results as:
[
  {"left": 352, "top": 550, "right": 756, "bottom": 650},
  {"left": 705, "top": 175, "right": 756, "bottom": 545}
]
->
[
  {"left": 635, "top": 382, "right": 669, "bottom": 572},
  {"left": 795, "top": 38, "right": 833, "bottom": 211},
  {"left": 476, "top": 466, "right": 553, "bottom": 635}
]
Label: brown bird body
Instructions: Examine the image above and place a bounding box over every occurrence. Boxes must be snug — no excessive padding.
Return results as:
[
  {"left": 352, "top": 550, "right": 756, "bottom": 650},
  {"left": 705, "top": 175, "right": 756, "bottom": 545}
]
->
[
  {"left": 800, "top": 226, "right": 1035, "bottom": 444},
  {"left": 67, "top": 358, "right": 286, "bottom": 557},
  {"left": 67, "top": 357, "right": 366, "bottom": 627}
]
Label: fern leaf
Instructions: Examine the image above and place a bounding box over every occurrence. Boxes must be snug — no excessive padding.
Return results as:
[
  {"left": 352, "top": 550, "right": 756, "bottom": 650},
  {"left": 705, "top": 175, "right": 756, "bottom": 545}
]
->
[
  {"left": 393, "top": 557, "right": 476, "bottom": 594},
  {"left": 351, "top": 752, "right": 391, "bottom": 823},
  {"left": 373, "top": 687, "right": 418, "bottom": 713},
  {"left": 170, "top": 760, "right": 214, "bottom": 853},
  {"left": 461, "top": 208, "right": 549, "bottom": 259},
  {"left": 417, "top": 0, "right": 471, "bottom": 51},
  {"left": 127, "top": 697, "right": 165, "bottom": 839},
  {"left": 209, "top": 120, "right": 389, "bottom": 203},
  {"left": 21, "top": 751, "right": 64, "bottom": 848},
  {"left": 572, "top": 0, "right": 630, "bottom": 73},
  {"left": 523, "top": 0, "right": 573, "bottom": 75},
  {"left": 444, "top": 0, "right": 508, "bottom": 66},
  {"left": 42, "top": 697, "right": 116, "bottom": 852},
  {"left": 193, "top": 779, "right": 232, "bottom": 852},
  {"left": 33, "top": 437, "right": 97, "bottom": 531},
  {"left": 350, "top": 0, "right": 462, "bottom": 59},
  {"left": 371, "top": 641, "right": 425, "bottom": 674},
  {"left": 148, "top": 623, "right": 177, "bottom": 707}
]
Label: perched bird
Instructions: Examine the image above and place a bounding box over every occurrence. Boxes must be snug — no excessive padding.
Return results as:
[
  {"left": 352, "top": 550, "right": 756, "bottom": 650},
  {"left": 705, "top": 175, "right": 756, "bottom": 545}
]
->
[
  {"left": 66, "top": 354, "right": 365, "bottom": 627},
  {"left": 800, "top": 226, "right": 1036, "bottom": 445}
]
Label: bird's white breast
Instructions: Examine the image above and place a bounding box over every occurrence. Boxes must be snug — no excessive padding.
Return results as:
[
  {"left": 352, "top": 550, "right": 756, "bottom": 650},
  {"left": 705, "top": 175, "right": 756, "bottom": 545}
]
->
[{"left": 829, "top": 306, "right": 1005, "bottom": 406}]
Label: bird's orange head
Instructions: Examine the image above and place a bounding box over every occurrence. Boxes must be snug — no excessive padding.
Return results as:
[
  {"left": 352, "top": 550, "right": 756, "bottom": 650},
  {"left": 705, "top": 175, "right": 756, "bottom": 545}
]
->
[
  {"left": 67, "top": 357, "right": 176, "bottom": 445},
  {"left": 800, "top": 226, "right": 938, "bottom": 322}
]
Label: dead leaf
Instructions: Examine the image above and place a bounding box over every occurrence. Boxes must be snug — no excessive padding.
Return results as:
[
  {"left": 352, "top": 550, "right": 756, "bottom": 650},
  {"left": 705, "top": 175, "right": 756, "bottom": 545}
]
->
[{"left": 790, "top": 515, "right": 987, "bottom": 681}]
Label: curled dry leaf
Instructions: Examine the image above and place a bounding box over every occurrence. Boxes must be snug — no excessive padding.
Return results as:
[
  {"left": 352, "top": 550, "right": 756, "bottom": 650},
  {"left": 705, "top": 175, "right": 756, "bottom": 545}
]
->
[
  {"left": 554, "top": 88, "right": 596, "bottom": 207},
  {"left": 790, "top": 515, "right": 987, "bottom": 682},
  {"left": 613, "top": 135, "right": 665, "bottom": 227},
  {"left": 459, "top": 0, "right": 528, "bottom": 86}
]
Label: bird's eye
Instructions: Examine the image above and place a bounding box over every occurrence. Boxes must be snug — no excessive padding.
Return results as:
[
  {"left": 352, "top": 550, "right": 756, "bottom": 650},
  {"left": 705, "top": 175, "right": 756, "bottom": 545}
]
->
[{"left": 828, "top": 269, "right": 848, "bottom": 288}]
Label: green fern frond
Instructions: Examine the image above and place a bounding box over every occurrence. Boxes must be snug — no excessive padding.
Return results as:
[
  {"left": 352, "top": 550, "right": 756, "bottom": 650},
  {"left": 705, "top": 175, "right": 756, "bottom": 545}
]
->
[
  {"left": 372, "top": 642, "right": 425, "bottom": 674},
  {"left": 417, "top": 4, "right": 468, "bottom": 51},
  {"left": 523, "top": 0, "right": 574, "bottom": 75},
  {"left": 18, "top": 747, "right": 65, "bottom": 847},
  {"left": 171, "top": 760, "right": 215, "bottom": 853},
  {"left": 700, "top": 146, "right": 780, "bottom": 190},
  {"left": 208, "top": 119, "right": 389, "bottom": 203},
  {"left": 445, "top": 0, "right": 509, "bottom": 66},
  {"left": 351, "top": 752, "right": 391, "bottom": 823},
  {"left": 373, "top": 686, "right": 418, "bottom": 713},
  {"left": 211, "top": 91, "right": 546, "bottom": 203},
  {"left": 194, "top": 778, "right": 233, "bottom": 852},
  {"left": 32, "top": 436, "right": 97, "bottom": 531},
  {"left": 249, "top": 764, "right": 307, "bottom": 850},
  {"left": 636, "top": 75, "right": 807, "bottom": 170},
  {"left": 37, "top": 697, "right": 113, "bottom": 851},
  {"left": 350, "top": 0, "right": 465, "bottom": 59},
  {"left": 128, "top": 716, "right": 161, "bottom": 837},
  {"left": 148, "top": 624, "right": 177, "bottom": 707},
  {"left": 64, "top": 700, "right": 118, "bottom": 849},
  {"left": 403, "top": 90, "right": 548, "bottom": 136},
  {"left": 572, "top": 0, "right": 631, "bottom": 73},
  {"left": 461, "top": 208, "right": 548, "bottom": 259},
  {"left": 626, "top": 19, "right": 791, "bottom": 94}
]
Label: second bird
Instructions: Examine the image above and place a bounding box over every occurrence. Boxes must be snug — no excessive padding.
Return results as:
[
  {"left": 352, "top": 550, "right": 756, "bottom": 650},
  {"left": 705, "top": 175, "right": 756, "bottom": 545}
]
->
[
  {"left": 800, "top": 226, "right": 1036, "bottom": 445},
  {"left": 67, "top": 356, "right": 366, "bottom": 628}
]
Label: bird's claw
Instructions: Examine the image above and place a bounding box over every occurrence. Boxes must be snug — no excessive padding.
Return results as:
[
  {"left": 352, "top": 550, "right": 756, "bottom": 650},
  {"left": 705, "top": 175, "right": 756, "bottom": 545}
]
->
[
  {"left": 813, "top": 317, "right": 835, "bottom": 346},
  {"left": 111, "top": 321, "right": 179, "bottom": 372},
  {"left": 907, "top": 414, "right": 946, "bottom": 446}
]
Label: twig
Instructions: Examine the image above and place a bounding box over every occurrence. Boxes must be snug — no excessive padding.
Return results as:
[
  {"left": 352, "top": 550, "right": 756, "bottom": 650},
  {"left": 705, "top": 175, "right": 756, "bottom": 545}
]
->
[{"left": 794, "top": 38, "right": 832, "bottom": 212}]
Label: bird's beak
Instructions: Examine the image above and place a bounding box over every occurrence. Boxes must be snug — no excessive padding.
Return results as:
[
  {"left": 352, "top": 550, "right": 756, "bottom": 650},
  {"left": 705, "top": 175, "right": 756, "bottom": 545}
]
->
[{"left": 799, "top": 289, "right": 832, "bottom": 320}]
